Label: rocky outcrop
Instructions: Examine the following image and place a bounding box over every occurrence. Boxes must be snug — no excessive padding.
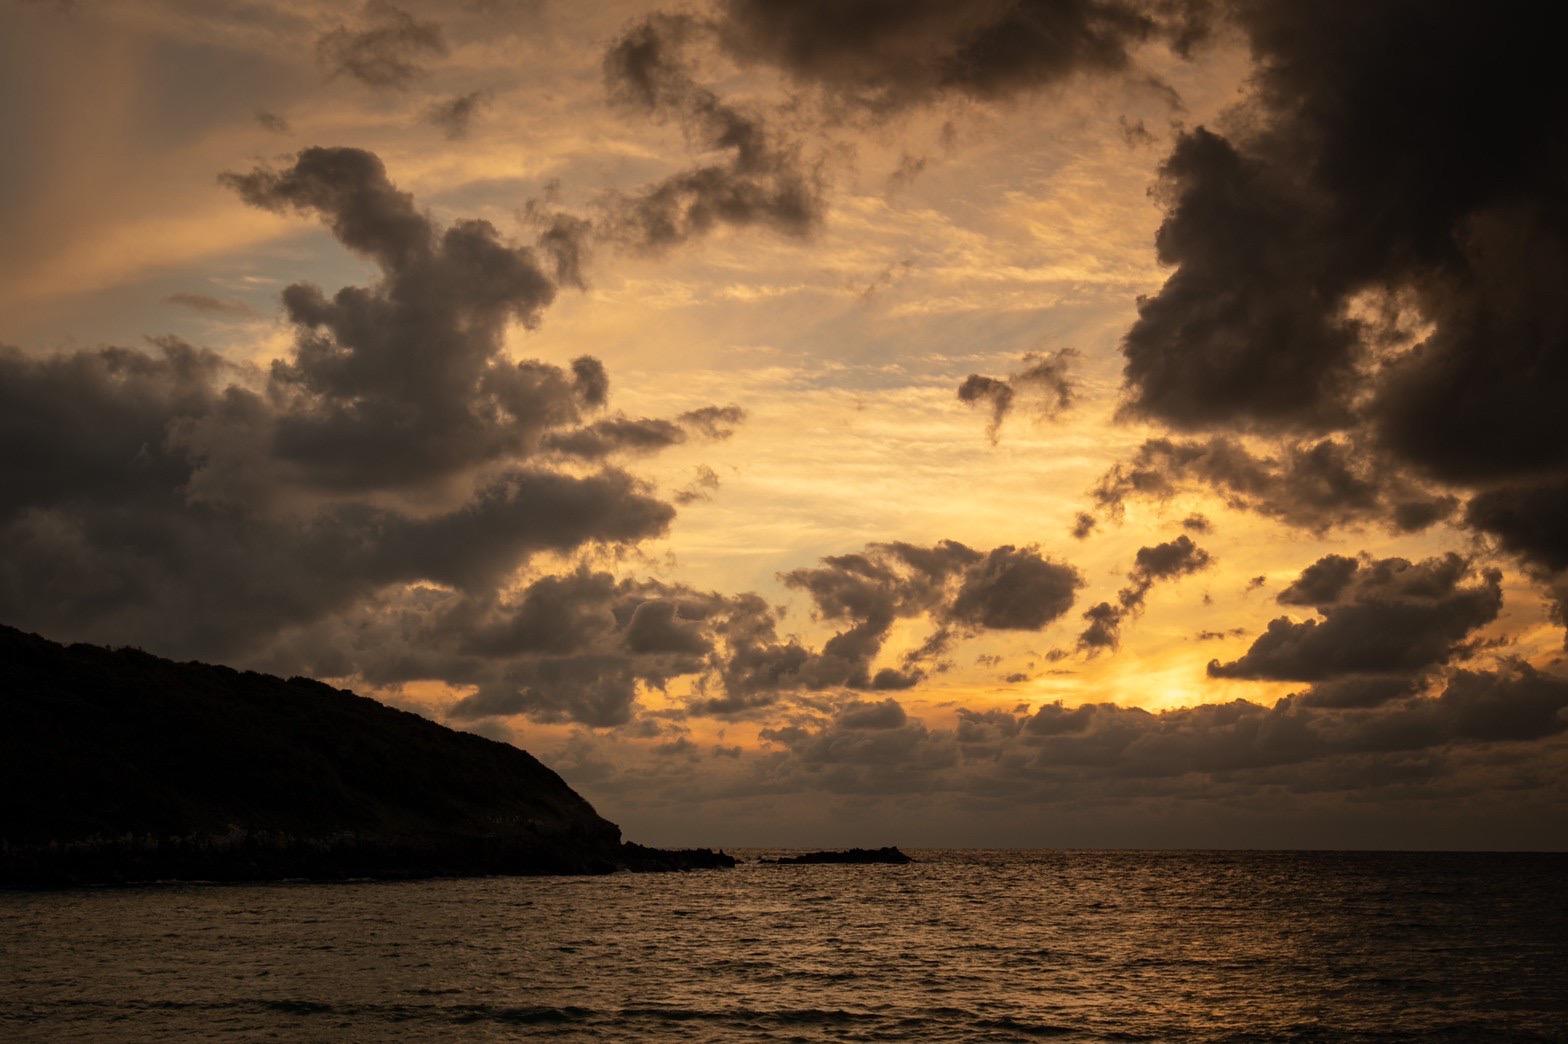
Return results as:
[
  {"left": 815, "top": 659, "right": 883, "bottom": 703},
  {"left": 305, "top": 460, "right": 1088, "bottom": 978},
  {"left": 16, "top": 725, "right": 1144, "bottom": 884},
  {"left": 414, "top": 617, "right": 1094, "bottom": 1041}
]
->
[
  {"left": 760, "top": 846, "right": 913, "bottom": 865},
  {"left": 0, "top": 625, "right": 733, "bottom": 887}
]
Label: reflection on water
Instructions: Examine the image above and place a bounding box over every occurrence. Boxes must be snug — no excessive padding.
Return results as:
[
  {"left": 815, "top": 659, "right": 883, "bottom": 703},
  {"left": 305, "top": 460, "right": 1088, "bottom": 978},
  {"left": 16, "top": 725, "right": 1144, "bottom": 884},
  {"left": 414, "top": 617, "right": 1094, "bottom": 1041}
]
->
[{"left": 4, "top": 850, "right": 1566, "bottom": 1041}]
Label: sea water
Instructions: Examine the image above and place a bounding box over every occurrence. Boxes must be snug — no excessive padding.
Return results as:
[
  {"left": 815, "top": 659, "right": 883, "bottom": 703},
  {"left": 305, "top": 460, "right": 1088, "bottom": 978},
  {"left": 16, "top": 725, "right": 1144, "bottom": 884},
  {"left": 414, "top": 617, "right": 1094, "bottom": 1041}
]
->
[{"left": 4, "top": 850, "right": 1566, "bottom": 1041}]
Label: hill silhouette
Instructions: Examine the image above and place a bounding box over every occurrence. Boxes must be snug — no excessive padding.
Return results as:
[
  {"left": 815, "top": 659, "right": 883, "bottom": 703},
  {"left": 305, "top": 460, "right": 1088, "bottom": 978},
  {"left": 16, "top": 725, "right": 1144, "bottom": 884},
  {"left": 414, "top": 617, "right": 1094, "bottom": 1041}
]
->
[{"left": 0, "top": 625, "right": 732, "bottom": 886}]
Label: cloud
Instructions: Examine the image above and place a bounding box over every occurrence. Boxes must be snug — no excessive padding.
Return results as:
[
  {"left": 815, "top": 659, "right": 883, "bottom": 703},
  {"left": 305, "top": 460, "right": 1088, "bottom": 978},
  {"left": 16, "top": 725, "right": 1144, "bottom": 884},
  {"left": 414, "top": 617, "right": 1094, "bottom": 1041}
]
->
[
  {"left": 673, "top": 465, "right": 721, "bottom": 506},
  {"left": 1276, "top": 554, "right": 1358, "bottom": 606},
  {"left": 1118, "top": 6, "right": 1568, "bottom": 456},
  {"left": 164, "top": 292, "right": 255, "bottom": 318},
  {"left": 266, "top": 566, "right": 772, "bottom": 727},
  {"left": 1077, "top": 533, "right": 1212, "bottom": 650},
  {"left": 541, "top": 416, "right": 685, "bottom": 459},
  {"left": 957, "top": 349, "right": 1077, "bottom": 443},
  {"left": 255, "top": 111, "right": 290, "bottom": 134},
  {"left": 708, "top": 0, "right": 1213, "bottom": 113},
  {"left": 676, "top": 404, "right": 746, "bottom": 439},
  {"left": 0, "top": 149, "right": 725, "bottom": 699},
  {"left": 588, "top": 0, "right": 1206, "bottom": 256},
  {"left": 1195, "top": 628, "right": 1247, "bottom": 641},
  {"left": 1101, "top": 3, "right": 1568, "bottom": 633},
  {"left": 593, "top": 0, "right": 1207, "bottom": 252},
  {"left": 297, "top": 539, "right": 1077, "bottom": 726},
  {"left": 426, "top": 90, "right": 490, "bottom": 139},
  {"left": 1465, "top": 483, "right": 1568, "bottom": 575},
  {"left": 1210, "top": 553, "right": 1502, "bottom": 708},
  {"left": 754, "top": 661, "right": 1568, "bottom": 793},
  {"left": 540, "top": 406, "right": 746, "bottom": 460},
  {"left": 1092, "top": 435, "right": 1457, "bottom": 534},
  {"left": 216, "top": 147, "right": 746, "bottom": 493},
  {"left": 837, "top": 698, "right": 909, "bottom": 729},
  {"left": 317, "top": 0, "right": 446, "bottom": 89},
  {"left": 701, "top": 540, "right": 1081, "bottom": 714},
  {"left": 1119, "top": 128, "right": 1361, "bottom": 433},
  {"left": 600, "top": 14, "right": 824, "bottom": 252},
  {"left": 286, "top": 537, "right": 1063, "bottom": 726},
  {"left": 945, "top": 544, "right": 1083, "bottom": 631},
  {"left": 0, "top": 343, "right": 674, "bottom": 661},
  {"left": 1023, "top": 664, "right": 1568, "bottom": 774}
]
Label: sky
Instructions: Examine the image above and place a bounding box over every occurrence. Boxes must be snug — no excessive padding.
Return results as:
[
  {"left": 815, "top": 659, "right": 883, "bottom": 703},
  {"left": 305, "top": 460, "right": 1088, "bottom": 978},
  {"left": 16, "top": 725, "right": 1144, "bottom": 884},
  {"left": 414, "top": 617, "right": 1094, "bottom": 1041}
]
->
[{"left": 3, "top": 0, "right": 1566, "bottom": 849}]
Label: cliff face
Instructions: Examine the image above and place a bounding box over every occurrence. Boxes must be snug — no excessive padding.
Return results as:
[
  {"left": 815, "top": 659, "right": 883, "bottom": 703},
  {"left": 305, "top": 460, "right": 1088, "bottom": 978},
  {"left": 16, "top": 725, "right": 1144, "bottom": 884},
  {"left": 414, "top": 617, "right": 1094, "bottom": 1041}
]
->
[{"left": 0, "top": 625, "right": 731, "bottom": 886}]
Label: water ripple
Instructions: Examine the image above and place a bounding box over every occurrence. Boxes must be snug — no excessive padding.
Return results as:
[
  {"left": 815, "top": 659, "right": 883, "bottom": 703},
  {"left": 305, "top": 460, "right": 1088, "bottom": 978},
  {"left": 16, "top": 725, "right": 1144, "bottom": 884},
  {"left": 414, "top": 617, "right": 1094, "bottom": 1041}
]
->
[{"left": 3, "top": 850, "right": 1566, "bottom": 1041}]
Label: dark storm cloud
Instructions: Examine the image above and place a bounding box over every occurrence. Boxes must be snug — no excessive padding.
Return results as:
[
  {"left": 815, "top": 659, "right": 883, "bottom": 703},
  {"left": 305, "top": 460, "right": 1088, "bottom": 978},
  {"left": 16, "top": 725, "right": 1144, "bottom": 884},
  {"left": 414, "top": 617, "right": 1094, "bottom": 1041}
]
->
[
  {"left": 1077, "top": 533, "right": 1212, "bottom": 650},
  {"left": 217, "top": 147, "right": 744, "bottom": 491},
  {"left": 317, "top": 0, "right": 446, "bottom": 89},
  {"left": 164, "top": 292, "right": 255, "bottom": 317},
  {"left": 957, "top": 349, "right": 1077, "bottom": 442},
  {"left": 0, "top": 456, "right": 672, "bottom": 674},
  {"left": 1119, "top": 128, "right": 1360, "bottom": 433},
  {"left": 1105, "top": 2, "right": 1568, "bottom": 629},
  {"left": 1091, "top": 436, "right": 1457, "bottom": 534},
  {"left": 1210, "top": 553, "right": 1502, "bottom": 708},
  {"left": 708, "top": 0, "right": 1214, "bottom": 113},
  {"left": 1465, "top": 484, "right": 1568, "bottom": 575},
  {"left": 1119, "top": 6, "right": 1568, "bottom": 450},
  {"left": 0, "top": 336, "right": 672, "bottom": 611},
  {"left": 600, "top": 14, "right": 824, "bottom": 252},
  {"left": 426, "top": 90, "right": 490, "bottom": 139},
  {"left": 0, "top": 337, "right": 233, "bottom": 523}
]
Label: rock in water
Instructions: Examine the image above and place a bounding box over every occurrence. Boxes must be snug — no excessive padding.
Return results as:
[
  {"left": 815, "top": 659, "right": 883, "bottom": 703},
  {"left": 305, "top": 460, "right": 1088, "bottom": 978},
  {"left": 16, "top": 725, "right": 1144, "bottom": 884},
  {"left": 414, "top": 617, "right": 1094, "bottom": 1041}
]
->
[
  {"left": 0, "top": 625, "right": 734, "bottom": 886},
  {"left": 760, "top": 847, "right": 913, "bottom": 865}
]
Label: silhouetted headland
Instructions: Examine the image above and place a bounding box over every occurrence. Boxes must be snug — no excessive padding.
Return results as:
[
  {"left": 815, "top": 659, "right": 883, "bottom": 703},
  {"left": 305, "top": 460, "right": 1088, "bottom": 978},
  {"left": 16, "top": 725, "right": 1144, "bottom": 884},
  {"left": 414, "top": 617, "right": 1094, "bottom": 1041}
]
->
[
  {"left": 0, "top": 625, "right": 733, "bottom": 887},
  {"left": 760, "top": 846, "right": 913, "bottom": 865}
]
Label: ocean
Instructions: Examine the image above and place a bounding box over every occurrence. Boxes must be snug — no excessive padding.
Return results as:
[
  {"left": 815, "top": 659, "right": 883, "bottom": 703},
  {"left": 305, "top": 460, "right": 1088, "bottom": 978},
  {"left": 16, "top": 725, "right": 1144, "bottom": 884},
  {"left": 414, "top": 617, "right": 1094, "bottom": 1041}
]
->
[{"left": 3, "top": 850, "right": 1565, "bottom": 1041}]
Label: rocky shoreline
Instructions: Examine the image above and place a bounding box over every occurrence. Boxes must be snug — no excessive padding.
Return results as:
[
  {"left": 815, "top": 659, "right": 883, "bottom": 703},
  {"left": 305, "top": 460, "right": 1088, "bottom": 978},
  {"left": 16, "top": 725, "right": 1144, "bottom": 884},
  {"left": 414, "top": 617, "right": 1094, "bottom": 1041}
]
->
[{"left": 2, "top": 835, "right": 737, "bottom": 889}]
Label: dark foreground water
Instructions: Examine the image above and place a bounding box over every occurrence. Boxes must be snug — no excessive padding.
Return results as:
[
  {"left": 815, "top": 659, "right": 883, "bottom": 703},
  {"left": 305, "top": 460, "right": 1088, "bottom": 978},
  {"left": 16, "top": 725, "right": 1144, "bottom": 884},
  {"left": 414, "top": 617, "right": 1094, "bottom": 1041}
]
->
[{"left": 3, "top": 850, "right": 1566, "bottom": 1041}]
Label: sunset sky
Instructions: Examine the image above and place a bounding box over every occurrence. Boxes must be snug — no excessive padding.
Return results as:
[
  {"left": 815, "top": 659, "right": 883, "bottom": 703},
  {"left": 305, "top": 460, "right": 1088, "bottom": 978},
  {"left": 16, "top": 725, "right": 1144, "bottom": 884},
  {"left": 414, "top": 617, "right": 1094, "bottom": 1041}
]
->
[{"left": 4, "top": 0, "right": 1565, "bottom": 848}]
